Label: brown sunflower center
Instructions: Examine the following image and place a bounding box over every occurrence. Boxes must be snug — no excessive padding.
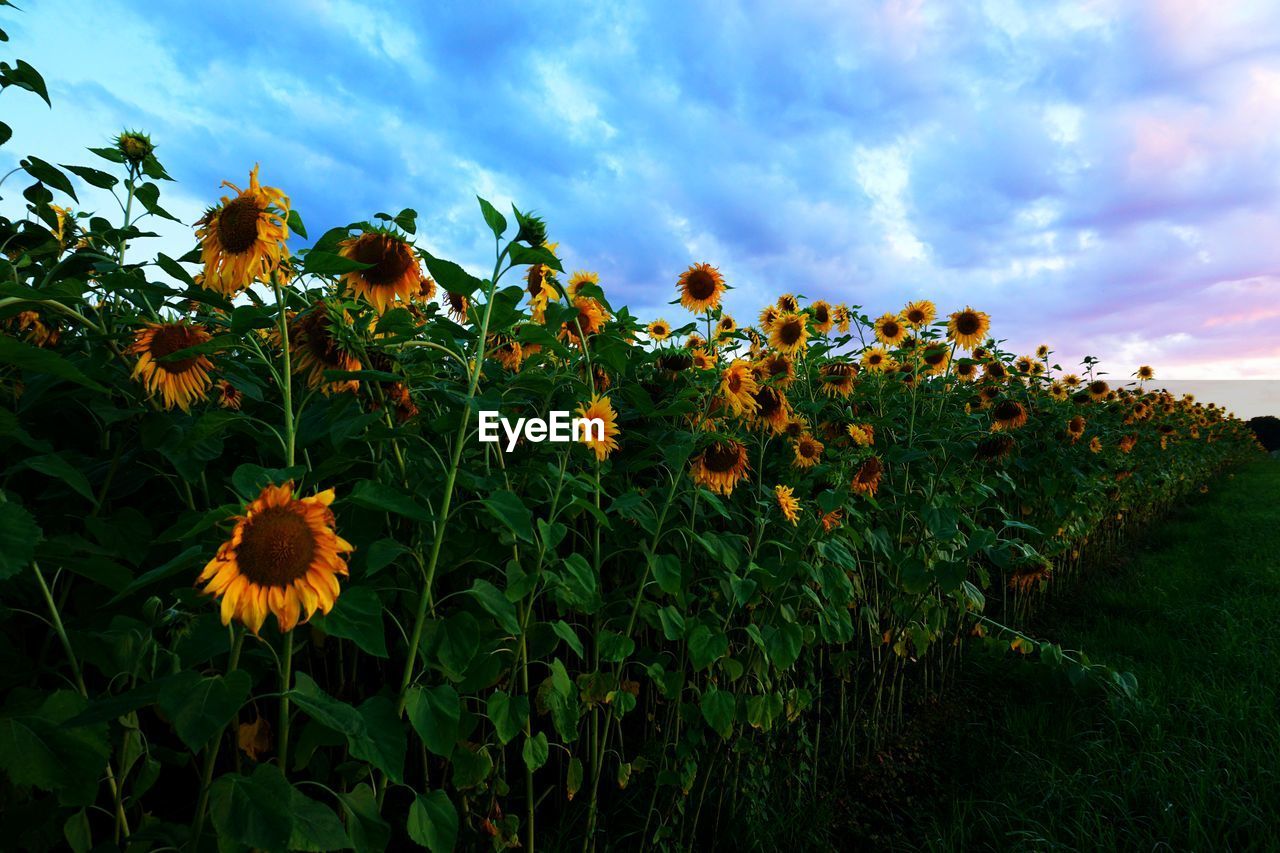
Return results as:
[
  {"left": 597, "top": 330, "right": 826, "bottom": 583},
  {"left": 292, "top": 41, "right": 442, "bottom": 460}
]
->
[
  {"left": 685, "top": 269, "right": 718, "bottom": 300},
  {"left": 727, "top": 372, "right": 743, "bottom": 393},
  {"left": 778, "top": 318, "right": 804, "bottom": 345},
  {"left": 799, "top": 440, "right": 818, "bottom": 458},
  {"left": 704, "top": 442, "right": 743, "bottom": 473},
  {"left": 814, "top": 305, "right": 829, "bottom": 323},
  {"left": 766, "top": 357, "right": 789, "bottom": 376},
  {"left": 148, "top": 324, "right": 205, "bottom": 374},
  {"left": 217, "top": 195, "right": 264, "bottom": 255},
  {"left": 994, "top": 400, "right": 1023, "bottom": 421},
  {"left": 907, "top": 309, "right": 925, "bottom": 324},
  {"left": 350, "top": 234, "right": 415, "bottom": 286},
  {"left": 881, "top": 321, "right": 901, "bottom": 339},
  {"left": 235, "top": 506, "right": 317, "bottom": 587},
  {"left": 755, "top": 388, "right": 783, "bottom": 418},
  {"left": 954, "top": 311, "right": 981, "bottom": 335},
  {"left": 856, "top": 458, "right": 882, "bottom": 482},
  {"left": 526, "top": 265, "right": 547, "bottom": 298}
]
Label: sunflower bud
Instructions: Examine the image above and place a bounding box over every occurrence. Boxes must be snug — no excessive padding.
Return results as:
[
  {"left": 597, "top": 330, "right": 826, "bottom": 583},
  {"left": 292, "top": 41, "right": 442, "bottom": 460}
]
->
[
  {"left": 115, "top": 130, "right": 155, "bottom": 166},
  {"left": 515, "top": 210, "right": 548, "bottom": 246}
]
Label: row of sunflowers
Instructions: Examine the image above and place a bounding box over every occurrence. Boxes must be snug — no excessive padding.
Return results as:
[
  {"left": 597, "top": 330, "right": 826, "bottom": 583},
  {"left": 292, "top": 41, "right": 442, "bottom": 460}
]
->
[{"left": 0, "top": 45, "right": 1262, "bottom": 853}]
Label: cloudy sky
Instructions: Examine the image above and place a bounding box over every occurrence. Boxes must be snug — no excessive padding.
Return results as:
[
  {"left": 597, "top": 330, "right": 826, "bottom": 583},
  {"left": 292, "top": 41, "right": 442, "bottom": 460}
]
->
[{"left": 4, "top": 0, "right": 1279, "bottom": 389}]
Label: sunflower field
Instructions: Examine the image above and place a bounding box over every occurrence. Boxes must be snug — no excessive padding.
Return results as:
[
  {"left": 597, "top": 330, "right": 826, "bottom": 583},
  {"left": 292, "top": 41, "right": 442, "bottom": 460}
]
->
[{"left": 0, "top": 39, "right": 1263, "bottom": 853}]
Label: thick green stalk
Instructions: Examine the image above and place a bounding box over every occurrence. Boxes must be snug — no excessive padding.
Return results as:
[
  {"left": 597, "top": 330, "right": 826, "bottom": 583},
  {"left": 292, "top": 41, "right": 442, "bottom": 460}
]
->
[
  {"left": 272, "top": 273, "right": 298, "bottom": 774},
  {"left": 191, "top": 630, "right": 245, "bottom": 846}
]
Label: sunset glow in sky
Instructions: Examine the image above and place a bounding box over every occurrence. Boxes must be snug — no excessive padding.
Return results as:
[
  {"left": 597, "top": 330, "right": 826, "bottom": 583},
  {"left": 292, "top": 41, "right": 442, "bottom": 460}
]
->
[{"left": 3, "top": 0, "right": 1279, "bottom": 385}]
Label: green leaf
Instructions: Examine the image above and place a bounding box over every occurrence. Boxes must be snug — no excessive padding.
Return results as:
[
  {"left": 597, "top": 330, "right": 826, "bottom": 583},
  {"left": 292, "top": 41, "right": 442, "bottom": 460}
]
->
[
  {"left": 649, "top": 552, "right": 684, "bottom": 595},
  {"left": 22, "top": 156, "right": 76, "bottom": 199},
  {"left": 687, "top": 624, "right": 728, "bottom": 671},
  {"left": 507, "top": 243, "right": 563, "bottom": 272},
  {"left": 419, "top": 249, "right": 482, "bottom": 296},
  {"left": 0, "top": 499, "right": 41, "bottom": 580},
  {"left": 406, "top": 684, "right": 460, "bottom": 758},
  {"left": 408, "top": 790, "right": 459, "bottom": 852},
  {"left": 312, "top": 586, "right": 387, "bottom": 657},
  {"left": 290, "top": 674, "right": 404, "bottom": 782},
  {"left": 155, "top": 252, "right": 196, "bottom": 287},
  {"left": 559, "top": 553, "right": 600, "bottom": 613},
  {"left": 61, "top": 164, "right": 117, "bottom": 189},
  {"left": 700, "top": 688, "right": 736, "bottom": 738},
  {"left": 1, "top": 59, "right": 51, "bottom": 105},
  {"left": 231, "top": 463, "right": 306, "bottom": 500},
  {"left": 597, "top": 630, "right": 636, "bottom": 663},
  {"left": 158, "top": 669, "right": 251, "bottom": 752},
  {"left": 436, "top": 612, "right": 479, "bottom": 680},
  {"left": 289, "top": 786, "right": 351, "bottom": 851},
  {"left": 364, "top": 537, "right": 409, "bottom": 576},
  {"left": 551, "top": 620, "right": 585, "bottom": 657},
  {"left": 0, "top": 691, "right": 109, "bottom": 801},
  {"left": 486, "top": 690, "right": 529, "bottom": 745},
  {"left": 209, "top": 764, "right": 295, "bottom": 851},
  {"left": 106, "top": 544, "right": 202, "bottom": 602},
  {"left": 467, "top": 579, "right": 520, "bottom": 634},
  {"left": 450, "top": 744, "right": 494, "bottom": 789},
  {"left": 522, "top": 732, "right": 549, "bottom": 772},
  {"left": 23, "top": 453, "right": 94, "bottom": 502},
  {"left": 63, "top": 810, "right": 91, "bottom": 853},
  {"left": 349, "top": 479, "right": 432, "bottom": 523},
  {"left": 0, "top": 336, "right": 105, "bottom": 391},
  {"left": 482, "top": 490, "right": 534, "bottom": 543},
  {"left": 287, "top": 209, "right": 308, "bottom": 239},
  {"left": 303, "top": 250, "right": 372, "bottom": 276},
  {"left": 477, "top": 196, "right": 507, "bottom": 238},
  {"left": 765, "top": 622, "right": 804, "bottom": 670},
  {"left": 338, "top": 784, "right": 390, "bottom": 852}
]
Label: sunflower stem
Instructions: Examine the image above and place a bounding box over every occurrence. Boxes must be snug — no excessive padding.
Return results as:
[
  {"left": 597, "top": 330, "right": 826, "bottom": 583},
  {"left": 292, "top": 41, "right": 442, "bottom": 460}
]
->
[
  {"left": 278, "top": 629, "right": 295, "bottom": 776},
  {"left": 272, "top": 272, "right": 296, "bottom": 469},
  {"left": 191, "top": 629, "right": 245, "bottom": 847}
]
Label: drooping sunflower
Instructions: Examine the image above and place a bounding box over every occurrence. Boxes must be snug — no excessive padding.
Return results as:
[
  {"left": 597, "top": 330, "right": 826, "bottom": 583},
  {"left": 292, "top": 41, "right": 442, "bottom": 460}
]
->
[
  {"left": 975, "top": 433, "right": 1015, "bottom": 461},
  {"left": 561, "top": 296, "right": 608, "bottom": 346},
  {"left": 691, "top": 347, "right": 717, "bottom": 370},
  {"left": 5, "top": 310, "right": 60, "bottom": 347},
  {"left": 769, "top": 312, "right": 809, "bottom": 355},
  {"left": 862, "top": 347, "right": 893, "bottom": 372},
  {"left": 776, "top": 293, "right": 800, "bottom": 313},
  {"left": 1136, "top": 365, "right": 1155, "bottom": 381},
  {"left": 196, "top": 165, "right": 290, "bottom": 296},
  {"left": 819, "top": 361, "right": 858, "bottom": 398},
  {"left": 291, "top": 304, "right": 362, "bottom": 395},
  {"left": 946, "top": 307, "right": 990, "bottom": 350},
  {"left": 921, "top": 344, "right": 950, "bottom": 375},
  {"left": 984, "top": 361, "right": 1009, "bottom": 382},
  {"left": 489, "top": 333, "right": 524, "bottom": 371},
  {"left": 832, "top": 304, "right": 852, "bottom": 333},
  {"left": 128, "top": 321, "right": 215, "bottom": 412},
  {"left": 810, "top": 300, "right": 834, "bottom": 334},
  {"left": 851, "top": 456, "right": 884, "bottom": 498},
  {"left": 758, "top": 305, "right": 780, "bottom": 331},
  {"left": 338, "top": 231, "right": 420, "bottom": 314},
  {"left": 691, "top": 439, "right": 750, "bottom": 496},
  {"left": 792, "top": 433, "right": 824, "bottom": 469},
  {"left": 873, "top": 313, "right": 907, "bottom": 346},
  {"left": 1118, "top": 434, "right": 1137, "bottom": 454},
  {"left": 677, "top": 263, "right": 726, "bottom": 313},
  {"left": 1067, "top": 415, "right": 1086, "bottom": 439},
  {"left": 414, "top": 273, "right": 437, "bottom": 303},
  {"left": 1087, "top": 379, "right": 1109, "bottom": 400},
  {"left": 577, "top": 395, "right": 621, "bottom": 462},
  {"left": 820, "top": 509, "right": 843, "bottom": 532},
  {"left": 757, "top": 352, "right": 796, "bottom": 387},
  {"left": 1089, "top": 436, "right": 1103, "bottom": 453},
  {"left": 720, "top": 360, "right": 761, "bottom": 417},
  {"left": 445, "top": 291, "right": 470, "bottom": 323},
  {"left": 215, "top": 379, "right": 243, "bottom": 411},
  {"left": 902, "top": 300, "right": 936, "bottom": 328},
  {"left": 196, "top": 482, "right": 353, "bottom": 634},
  {"left": 716, "top": 315, "right": 737, "bottom": 340},
  {"left": 656, "top": 351, "right": 693, "bottom": 372},
  {"left": 647, "top": 319, "right": 672, "bottom": 342},
  {"left": 751, "top": 386, "right": 791, "bottom": 434},
  {"left": 991, "top": 399, "right": 1028, "bottom": 431},
  {"left": 775, "top": 485, "right": 800, "bottom": 525}
]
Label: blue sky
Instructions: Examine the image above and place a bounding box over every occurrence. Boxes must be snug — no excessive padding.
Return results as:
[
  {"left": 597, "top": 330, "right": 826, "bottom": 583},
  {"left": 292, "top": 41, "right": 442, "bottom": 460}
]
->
[{"left": 4, "top": 0, "right": 1280, "bottom": 386}]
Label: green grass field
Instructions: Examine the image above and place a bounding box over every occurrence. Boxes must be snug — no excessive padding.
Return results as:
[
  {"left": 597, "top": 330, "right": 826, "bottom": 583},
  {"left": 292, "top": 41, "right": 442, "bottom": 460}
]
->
[{"left": 914, "top": 459, "right": 1280, "bottom": 851}]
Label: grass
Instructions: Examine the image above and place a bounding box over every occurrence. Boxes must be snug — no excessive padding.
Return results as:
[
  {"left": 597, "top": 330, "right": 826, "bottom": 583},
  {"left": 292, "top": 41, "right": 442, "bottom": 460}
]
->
[{"left": 910, "top": 459, "right": 1280, "bottom": 851}]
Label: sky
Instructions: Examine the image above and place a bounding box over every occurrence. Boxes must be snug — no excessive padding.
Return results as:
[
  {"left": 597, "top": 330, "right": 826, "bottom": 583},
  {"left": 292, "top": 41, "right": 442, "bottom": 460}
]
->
[{"left": 3, "top": 0, "right": 1279, "bottom": 405}]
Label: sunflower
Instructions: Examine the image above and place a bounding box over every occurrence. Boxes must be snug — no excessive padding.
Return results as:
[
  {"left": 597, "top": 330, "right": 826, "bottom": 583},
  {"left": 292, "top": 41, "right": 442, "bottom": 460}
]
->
[
  {"left": 1118, "top": 434, "right": 1137, "bottom": 454},
  {"left": 338, "top": 231, "right": 420, "bottom": 314},
  {"left": 769, "top": 312, "right": 809, "bottom": 354},
  {"left": 819, "top": 361, "right": 858, "bottom": 397},
  {"left": 5, "top": 310, "right": 60, "bottom": 347},
  {"left": 847, "top": 423, "right": 875, "bottom": 447},
  {"left": 1067, "top": 415, "right": 1086, "bottom": 438},
  {"left": 561, "top": 296, "right": 608, "bottom": 346},
  {"left": 954, "top": 361, "right": 978, "bottom": 382},
  {"left": 215, "top": 379, "right": 243, "bottom": 410},
  {"left": 1089, "top": 436, "right": 1102, "bottom": 453},
  {"left": 1049, "top": 381, "right": 1068, "bottom": 400},
  {"left": 758, "top": 305, "right": 780, "bottom": 331},
  {"left": 1087, "top": 379, "right": 1109, "bottom": 400},
  {"left": 873, "top": 313, "right": 906, "bottom": 346},
  {"left": 776, "top": 293, "right": 800, "bottom": 313},
  {"left": 490, "top": 334, "right": 523, "bottom": 371},
  {"left": 775, "top": 485, "right": 800, "bottom": 525},
  {"left": 691, "top": 347, "right": 717, "bottom": 370},
  {"left": 851, "top": 456, "right": 883, "bottom": 498},
  {"left": 757, "top": 352, "right": 796, "bottom": 387},
  {"left": 861, "top": 347, "right": 893, "bottom": 372},
  {"left": 1136, "top": 365, "right": 1155, "bottom": 381},
  {"left": 526, "top": 244, "right": 559, "bottom": 306},
  {"left": 413, "top": 274, "right": 437, "bottom": 304},
  {"left": 792, "top": 433, "right": 824, "bottom": 469},
  {"left": 984, "top": 361, "right": 1009, "bottom": 382},
  {"left": 657, "top": 351, "right": 693, "bottom": 372},
  {"left": 647, "top": 319, "right": 672, "bottom": 342},
  {"left": 784, "top": 414, "right": 809, "bottom": 439},
  {"left": 691, "top": 440, "right": 750, "bottom": 496},
  {"left": 577, "top": 395, "right": 621, "bottom": 462},
  {"left": 716, "top": 315, "right": 737, "bottom": 339},
  {"left": 921, "top": 344, "right": 950, "bottom": 375},
  {"left": 902, "top": 300, "right": 936, "bottom": 328},
  {"left": 976, "top": 433, "right": 1015, "bottom": 461},
  {"left": 445, "top": 291, "right": 470, "bottom": 323},
  {"left": 196, "top": 165, "right": 290, "bottom": 296},
  {"left": 1014, "top": 355, "right": 1036, "bottom": 375},
  {"left": 750, "top": 386, "right": 791, "bottom": 434},
  {"left": 291, "top": 304, "right": 362, "bottom": 395},
  {"left": 820, "top": 509, "right": 843, "bottom": 532},
  {"left": 810, "top": 300, "right": 834, "bottom": 334},
  {"left": 720, "top": 360, "right": 761, "bottom": 417},
  {"left": 832, "top": 304, "right": 852, "bottom": 334},
  {"left": 677, "top": 263, "right": 726, "bottom": 313},
  {"left": 128, "top": 321, "right": 215, "bottom": 412},
  {"left": 991, "top": 399, "right": 1028, "bottom": 431},
  {"left": 196, "top": 482, "right": 352, "bottom": 634},
  {"left": 1062, "top": 374, "right": 1082, "bottom": 388},
  {"left": 946, "top": 307, "right": 990, "bottom": 350}
]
